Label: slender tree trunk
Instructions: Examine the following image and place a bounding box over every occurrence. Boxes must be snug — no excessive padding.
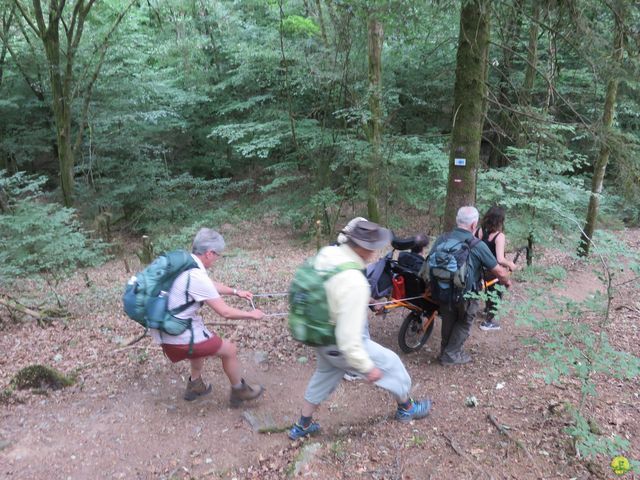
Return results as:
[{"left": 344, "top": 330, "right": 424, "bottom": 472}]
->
[
  {"left": 487, "top": 0, "right": 521, "bottom": 168},
  {"left": 278, "top": 0, "right": 299, "bottom": 153},
  {"left": 0, "top": 7, "right": 15, "bottom": 87},
  {"left": 366, "top": 16, "right": 383, "bottom": 223},
  {"left": 579, "top": 2, "right": 625, "bottom": 256},
  {"left": 521, "top": 1, "right": 540, "bottom": 106},
  {"left": 544, "top": 7, "right": 558, "bottom": 112},
  {"left": 443, "top": 0, "right": 491, "bottom": 230},
  {"left": 516, "top": 0, "right": 540, "bottom": 148},
  {"left": 38, "top": 3, "right": 75, "bottom": 207},
  {"left": 314, "top": 0, "right": 328, "bottom": 47}
]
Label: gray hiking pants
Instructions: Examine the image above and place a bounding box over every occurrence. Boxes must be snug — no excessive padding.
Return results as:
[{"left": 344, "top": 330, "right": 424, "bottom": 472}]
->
[
  {"left": 439, "top": 299, "right": 480, "bottom": 362},
  {"left": 304, "top": 339, "right": 412, "bottom": 405}
]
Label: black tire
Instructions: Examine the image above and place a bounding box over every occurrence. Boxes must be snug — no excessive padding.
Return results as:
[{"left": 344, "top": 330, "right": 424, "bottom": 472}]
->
[{"left": 398, "top": 310, "right": 436, "bottom": 353}]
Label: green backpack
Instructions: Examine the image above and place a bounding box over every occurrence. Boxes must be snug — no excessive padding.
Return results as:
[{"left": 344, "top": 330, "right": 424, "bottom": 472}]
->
[
  {"left": 123, "top": 250, "right": 199, "bottom": 342},
  {"left": 288, "top": 257, "right": 361, "bottom": 346}
]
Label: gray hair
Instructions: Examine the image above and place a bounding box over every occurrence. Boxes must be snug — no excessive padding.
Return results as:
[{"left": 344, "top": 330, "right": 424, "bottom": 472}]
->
[
  {"left": 456, "top": 206, "right": 479, "bottom": 228},
  {"left": 192, "top": 228, "right": 225, "bottom": 255}
]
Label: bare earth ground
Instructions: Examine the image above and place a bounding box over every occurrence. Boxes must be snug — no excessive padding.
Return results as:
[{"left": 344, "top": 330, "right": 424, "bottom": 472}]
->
[{"left": 1, "top": 221, "right": 639, "bottom": 480}]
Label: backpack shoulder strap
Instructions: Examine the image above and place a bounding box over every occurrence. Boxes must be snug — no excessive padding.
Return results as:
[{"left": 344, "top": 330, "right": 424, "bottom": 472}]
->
[
  {"left": 334, "top": 261, "right": 362, "bottom": 273},
  {"left": 466, "top": 237, "right": 482, "bottom": 249},
  {"left": 168, "top": 271, "right": 197, "bottom": 315}
]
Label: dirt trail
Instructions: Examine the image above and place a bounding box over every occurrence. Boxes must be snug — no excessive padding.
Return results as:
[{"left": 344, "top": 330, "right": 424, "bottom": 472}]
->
[{"left": 1, "top": 227, "right": 639, "bottom": 479}]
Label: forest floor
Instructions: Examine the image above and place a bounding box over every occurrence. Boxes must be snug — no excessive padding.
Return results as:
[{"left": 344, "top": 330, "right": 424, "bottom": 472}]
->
[{"left": 0, "top": 220, "right": 639, "bottom": 480}]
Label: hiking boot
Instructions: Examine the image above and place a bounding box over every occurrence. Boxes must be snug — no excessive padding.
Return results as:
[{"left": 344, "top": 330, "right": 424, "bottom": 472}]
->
[
  {"left": 440, "top": 351, "right": 472, "bottom": 366},
  {"left": 288, "top": 421, "right": 321, "bottom": 440},
  {"left": 395, "top": 398, "right": 432, "bottom": 423},
  {"left": 183, "top": 377, "right": 212, "bottom": 401},
  {"left": 229, "top": 379, "right": 264, "bottom": 407},
  {"left": 479, "top": 320, "right": 501, "bottom": 331}
]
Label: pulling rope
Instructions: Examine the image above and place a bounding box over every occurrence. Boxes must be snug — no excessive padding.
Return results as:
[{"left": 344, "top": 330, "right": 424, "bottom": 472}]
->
[{"left": 241, "top": 292, "right": 428, "bottom": 318}]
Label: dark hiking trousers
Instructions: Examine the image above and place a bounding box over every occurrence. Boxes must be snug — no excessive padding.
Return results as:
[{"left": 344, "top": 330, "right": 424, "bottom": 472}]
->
[{"left": 439, "top": 299, "right": 480, "bottom": 362}]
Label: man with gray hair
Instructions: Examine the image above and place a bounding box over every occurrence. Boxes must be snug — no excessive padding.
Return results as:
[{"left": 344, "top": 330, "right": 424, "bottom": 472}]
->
[
  {"left": 429, "top": 206, "right": 512, "bottom": 365},
  {"left": 151, "top": 228, "right": 265, "bottom": 405}
]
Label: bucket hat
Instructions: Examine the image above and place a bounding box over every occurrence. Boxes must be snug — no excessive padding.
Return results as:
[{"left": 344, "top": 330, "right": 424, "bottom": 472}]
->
[{"left": 345, "top": 220, "right": 392, "bottom": 250}]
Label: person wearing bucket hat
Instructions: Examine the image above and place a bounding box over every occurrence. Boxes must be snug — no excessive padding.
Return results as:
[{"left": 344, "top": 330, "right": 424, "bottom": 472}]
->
[
  {"left": 288, "top": 220, "right": 432, "bottom": 440},
  {"left": 336, "top": 216, "right": 368, "bottom": 245}
]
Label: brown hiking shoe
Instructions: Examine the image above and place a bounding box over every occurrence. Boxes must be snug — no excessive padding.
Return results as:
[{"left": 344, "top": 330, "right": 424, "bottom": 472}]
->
[
  {"left": 229, "top": 379, "right": 264, "bottom": 407},
  {"left": 184, "top": 377, "right": 212, "bottom": 401}
]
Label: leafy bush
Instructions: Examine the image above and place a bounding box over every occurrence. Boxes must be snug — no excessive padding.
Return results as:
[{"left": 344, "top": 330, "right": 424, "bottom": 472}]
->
[
  {"left": 282, "top": 15, "right": 320, "bottom": 38},
  {"left": 76, "top": 159, "right": 252, "bottom": 236},
  {"left": 511, "top": 229, "right": 640, "bottom": 460},
  {"left": 0, "top": 171, "right": 107, "bottom": 283},
  {"left": 152, "top": 205, "right": 242, "bottom": 253},
  {"left": 477, "top": 131, "right": 590, "bottom": 251}
]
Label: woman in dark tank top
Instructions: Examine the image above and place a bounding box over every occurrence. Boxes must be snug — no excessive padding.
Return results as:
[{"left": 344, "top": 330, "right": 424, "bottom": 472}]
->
[{"left": 475, "top": 206, "right": 517, "bottom": 330}]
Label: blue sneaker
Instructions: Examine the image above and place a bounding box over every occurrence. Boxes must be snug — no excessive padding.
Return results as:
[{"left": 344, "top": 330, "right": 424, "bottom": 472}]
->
[
  {"left": 288, "top": 421, "right": 321, "bottom": 440},
  {"left": 395, "top": 398, "right": 432, "bottom": 423}
]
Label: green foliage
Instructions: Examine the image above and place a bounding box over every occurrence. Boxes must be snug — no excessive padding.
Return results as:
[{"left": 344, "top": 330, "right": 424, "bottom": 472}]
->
[
  {"left": 406, "top": 434, "right": 426, "bottom": 448},
  {"left": 565, "top": 407, "right": 630, "bottom": 460},
  {"left": 387, "top": 136, "right": 449, "bottom": 212},
  {"left": 0, "top": 0, "right": 637, "bottom": 237},
  {"left": 282, "top": 15, "right": 320, "bottom": 38},
  {"left": 76, "top": 159, "right": 251, "bottom": 236},
  {"left": 477, "top": 119, "right": 591, "bottom": 249},
  {"left": 0, "top": 171, "right": 107, "bottom": 282},
  {"left": 512, "top": 233, "right": 640, "bottom": 460},
  {"left": 152, "top": 206, "right": 242, "bottom": 253}
]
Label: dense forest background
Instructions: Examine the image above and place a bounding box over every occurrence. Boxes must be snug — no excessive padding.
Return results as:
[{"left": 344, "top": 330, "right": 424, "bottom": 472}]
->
[
  {"left": 2, "top": 2, "right": 640, "bottom": 475},
  {"left": 1, "top": 0, "right": 639, "bottom": 262}
]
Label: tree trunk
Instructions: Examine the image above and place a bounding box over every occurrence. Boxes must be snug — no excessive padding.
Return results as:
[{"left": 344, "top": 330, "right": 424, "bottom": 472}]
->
[
  {"left": 516, "top": 0, "right": 540, "bottom": 148},
  {"left": 366, "top": 16, "right": 383, "bottom": 223},
  {"left": 544, "top": 6, "right": 558, "bottom": 112},
  {"left": 487, "top": 0, "right": 522, "bottom": 168},
  {"left": 314, "top": 0, "right": 328, "bottom": 47},
  {"left": 15, "top": 0, "right": 132, "bottom": 207},
  {"left": 0, "top": 6, "right": 15, "bottom": 88},
  {"left": 578, "top": 1, "right": 625, "bottom": 257},
  {"left": 443, "top": 0, "right": 491, "bottom": 230},
  {"left": 38, "top": 3, "right": 75, "bottom": 207},
  {"left": 521, "top": 1, "right": 540, "bottom": 107},
  {"left": 278, "top": 0, "right": 299, "bottom": 154}
]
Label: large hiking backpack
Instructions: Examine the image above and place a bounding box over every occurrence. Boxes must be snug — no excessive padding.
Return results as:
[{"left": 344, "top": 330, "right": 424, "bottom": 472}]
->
[
  {"left": 288, "top": 257, "right": 361, "bottom": 346},
  {"left": 123, "top": 250, "right": 199, "bottom": 339},
  {"left": 423, "top": 235, "right": 481, "bottom": 305}
]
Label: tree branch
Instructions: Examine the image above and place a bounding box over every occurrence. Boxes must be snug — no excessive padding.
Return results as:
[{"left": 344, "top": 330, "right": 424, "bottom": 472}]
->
[
  {"left": 73, "top": 0, "right": 136, "bottom": 156},
  {"left": 441, "top": 432, "right": 495, "bottom": 480},
  {"left": 487, "top": 413, "right": 542, "bottom": 478},
  {"left": 0, "top": 27, "right": 45, "bottom": 100},
  {"left": 13, "top": 0, "right": 41, "bottom": 36}
]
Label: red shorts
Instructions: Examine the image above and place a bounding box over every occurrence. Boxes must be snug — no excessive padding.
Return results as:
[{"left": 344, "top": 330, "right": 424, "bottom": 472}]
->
[{"left": 161, "top": 336, "right": 223, "bottom": 363}]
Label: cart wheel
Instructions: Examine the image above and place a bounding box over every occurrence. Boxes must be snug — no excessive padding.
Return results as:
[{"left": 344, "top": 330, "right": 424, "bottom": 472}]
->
[{"left": 398, "top": 310, "right": 435, "bottom": 353}]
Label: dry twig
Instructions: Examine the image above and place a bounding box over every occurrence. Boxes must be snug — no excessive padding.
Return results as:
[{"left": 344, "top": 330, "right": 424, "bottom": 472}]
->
[
  {"left": 487, "top": 413, "right": 543, "bottom": 478},
  {"left": 441, "top": 432, "right": 495, "bottom": 480}
]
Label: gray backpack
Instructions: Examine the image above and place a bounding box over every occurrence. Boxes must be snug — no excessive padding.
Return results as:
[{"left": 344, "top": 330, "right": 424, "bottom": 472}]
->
[{"left": 422, "top": 235, "right": 481, "bottom": 305}]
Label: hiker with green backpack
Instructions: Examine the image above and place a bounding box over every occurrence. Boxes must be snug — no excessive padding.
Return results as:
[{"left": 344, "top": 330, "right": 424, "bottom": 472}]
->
[
  {"left": 147, "top": 228, "right": 265, "bottom": 405},
  {"left": 287, "top": 220, "right": 432, "bottom": 440},
  {"left": 426, "top": 206, "right": 512, "bottom": 366}
]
